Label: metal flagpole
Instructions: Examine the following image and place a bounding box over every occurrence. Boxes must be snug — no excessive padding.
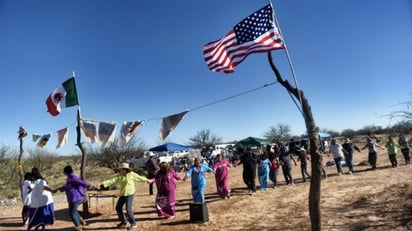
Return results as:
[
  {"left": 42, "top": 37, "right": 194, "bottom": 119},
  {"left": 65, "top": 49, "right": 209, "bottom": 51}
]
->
[{"left": 268, "top": 1, "right": 305, "bottom": 117}]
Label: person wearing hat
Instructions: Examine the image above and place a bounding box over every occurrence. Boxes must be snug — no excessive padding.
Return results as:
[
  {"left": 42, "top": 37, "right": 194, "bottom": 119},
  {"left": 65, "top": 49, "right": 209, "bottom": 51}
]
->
[
  {"left": 296, "top": 147, "right": 311, "bottom": 182},
  {"left": 152, "top": 161, "right": 183, "bottom": 219},
  {"left": 145, "top": 152, "right": 160, "bottom": 196},
  {"left": 342, "top": 138, "right": 361, "bottom": 174},
  {"left": 97, "top": 163, "right": 152, "bottom": 230}
]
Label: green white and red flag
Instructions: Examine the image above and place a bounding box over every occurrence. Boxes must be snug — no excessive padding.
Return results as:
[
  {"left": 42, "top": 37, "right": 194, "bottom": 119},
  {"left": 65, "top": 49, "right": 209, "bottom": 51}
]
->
[{"left": 46, "top": 77, "right": 79, "bottom": 116}]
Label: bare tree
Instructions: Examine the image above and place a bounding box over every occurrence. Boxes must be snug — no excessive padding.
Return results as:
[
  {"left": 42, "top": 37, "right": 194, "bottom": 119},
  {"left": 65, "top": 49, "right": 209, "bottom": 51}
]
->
[
  {"left": 27, "top": 148, "right": 58, "bottom": 171},
  {"left": 341, "top": 129, "right": 357, "bottom": 139},
  {"left": 188, "top": 129, "right": 222, "bottom": 148},
  {"left": 88, "top": 136, "right": 146, "bottom": 173},
  {"left": 388, "top": 101, "right": 412, "bottom": 122},
  {"left": 264, "top": 123, "right": 291, "bottom": 142},
  {"left": 389, "top": 121, "right": 412, "bottom": 134}
]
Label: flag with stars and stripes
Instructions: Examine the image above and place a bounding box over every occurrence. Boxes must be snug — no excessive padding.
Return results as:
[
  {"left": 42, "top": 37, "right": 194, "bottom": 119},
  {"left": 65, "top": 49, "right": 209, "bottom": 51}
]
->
[{"left": 203, "top": 4, "right": 285, "bottom": 73}]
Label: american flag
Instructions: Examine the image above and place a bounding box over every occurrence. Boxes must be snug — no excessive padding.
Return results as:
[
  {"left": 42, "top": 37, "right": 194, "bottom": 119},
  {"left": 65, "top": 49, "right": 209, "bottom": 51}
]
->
[{"left": 203, "top": 4, "right": 285, "bottom": 73}]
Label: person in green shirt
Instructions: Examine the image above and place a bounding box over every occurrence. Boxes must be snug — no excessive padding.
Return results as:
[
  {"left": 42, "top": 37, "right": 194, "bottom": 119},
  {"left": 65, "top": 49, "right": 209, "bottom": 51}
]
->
[
  {"left": 98, "top": 163, "right": 152, "bottom": 230},
  {"left": 385, "top": 136, "right": 400, "bottom": 168}
]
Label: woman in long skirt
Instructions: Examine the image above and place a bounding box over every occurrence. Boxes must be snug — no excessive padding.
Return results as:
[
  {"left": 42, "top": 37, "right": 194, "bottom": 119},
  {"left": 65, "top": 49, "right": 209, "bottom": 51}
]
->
[
  {"left": 153, "top": 162, "right": 182, "bottom": 219},
  {"left": 28, "top": 172, "right": 55, "bottom": 230},
  {"left": 258, "top": 154, "right": 271, "bottom": 190},
  {"left": 213, "top": 154, "right": 232, "bottom": 199},
  {"left": 184, "top": 158, "right": 214, "bottom": 203}
]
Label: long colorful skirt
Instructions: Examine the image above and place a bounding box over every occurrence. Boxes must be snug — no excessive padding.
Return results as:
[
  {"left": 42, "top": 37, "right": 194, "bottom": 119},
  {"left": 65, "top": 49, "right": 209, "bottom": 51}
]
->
[
  {"left": 28, "top": 203, "right": 54, "bottom": 230},
  {"left": 215, "top": 174, "right": 230, "bottom": 198},
  {"left": 156, "top": 192, "right": 176, "bottom": 218}
]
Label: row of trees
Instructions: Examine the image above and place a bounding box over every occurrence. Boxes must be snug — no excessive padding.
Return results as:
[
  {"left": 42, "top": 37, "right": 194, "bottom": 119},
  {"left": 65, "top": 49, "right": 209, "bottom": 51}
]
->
[{"left": 186, "top": 120, "right": 412, "bottom": 148}]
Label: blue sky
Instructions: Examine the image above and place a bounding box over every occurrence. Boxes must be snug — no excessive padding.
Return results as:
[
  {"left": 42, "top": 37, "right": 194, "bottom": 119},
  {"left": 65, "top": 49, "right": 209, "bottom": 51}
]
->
[{"left": 1, "top": 0, "right": 411, "bottom": 156}]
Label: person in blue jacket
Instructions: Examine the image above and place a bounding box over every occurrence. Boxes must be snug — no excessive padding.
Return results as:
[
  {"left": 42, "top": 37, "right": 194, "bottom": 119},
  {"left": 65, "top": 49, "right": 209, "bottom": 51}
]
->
[{"left": 184, "top": 157, "right": 214, "bottom": 203}]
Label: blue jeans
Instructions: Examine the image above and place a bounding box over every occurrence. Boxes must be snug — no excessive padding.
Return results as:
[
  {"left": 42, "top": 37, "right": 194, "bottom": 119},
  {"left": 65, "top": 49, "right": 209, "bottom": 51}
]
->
[
  {"left": 334, "top": 157, "right": 343, "bottom": 174},
  {"left": 269, "top": 169, "right": 279, "bottom": 186},
  {"left": 116, "top": 194, "right": 136, "bottom": 226},
  {"left": 344, "top": 153, "right": 354, "bottom": 172},
  {"left": 281, "top": 166, "right": 293, "bottom": 185},
  {"left": 69, "top": 200, "right": 83, "bottom": 227}
]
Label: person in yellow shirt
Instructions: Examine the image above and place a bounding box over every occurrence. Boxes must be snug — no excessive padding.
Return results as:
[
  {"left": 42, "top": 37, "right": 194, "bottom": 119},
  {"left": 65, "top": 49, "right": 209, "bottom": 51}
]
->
[
  {"left": 97, "top": 163, "right": 152, "bottom": 230},
  {"left": 385, "top": 136, "right": 400, "bottom": 168}
]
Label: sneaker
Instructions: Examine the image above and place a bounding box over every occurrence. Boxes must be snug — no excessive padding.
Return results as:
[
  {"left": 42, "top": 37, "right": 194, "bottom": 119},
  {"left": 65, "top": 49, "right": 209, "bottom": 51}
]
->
[
  {"left": 117, "top": 222, "right": 129, "bottom": 228},
  {"left": 80, "top": 217, "right": 87, "bottom": 226},
  {"left": 128, "top": 224, "right": 137, "bottom": 230},
  {"left": 227, "top": 193, "right": 230, "bottom": 199},
  {"left": 34, "top": 224, "right": 45, "bottom": 230},
  {"left": 348, "top": 171, "right": 352, "bottom": 175}
]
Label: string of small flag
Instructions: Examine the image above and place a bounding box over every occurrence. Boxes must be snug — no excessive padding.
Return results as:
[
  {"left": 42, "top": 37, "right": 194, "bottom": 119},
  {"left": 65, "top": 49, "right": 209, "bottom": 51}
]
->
[
  {"left": 17, "top": 3, "right": 287, "bottom": 151},
  {"left": 17, "top": 81, "right": 276, "bottom": 150}
]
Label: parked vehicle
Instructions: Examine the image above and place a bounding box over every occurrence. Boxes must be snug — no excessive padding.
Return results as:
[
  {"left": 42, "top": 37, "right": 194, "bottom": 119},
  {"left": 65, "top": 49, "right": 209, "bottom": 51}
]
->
[
  {"left": 129, "top": 151, "right": 173, "bottom": 169},
  {"left": 170, "top": 150, "right": 189, "bottom": 159}
]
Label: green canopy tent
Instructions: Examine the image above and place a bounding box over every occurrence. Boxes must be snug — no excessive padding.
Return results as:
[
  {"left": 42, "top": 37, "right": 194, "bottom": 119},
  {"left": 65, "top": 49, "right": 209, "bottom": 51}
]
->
[{"left": 234, "top": 136, "right": 269, "bottom": 149}]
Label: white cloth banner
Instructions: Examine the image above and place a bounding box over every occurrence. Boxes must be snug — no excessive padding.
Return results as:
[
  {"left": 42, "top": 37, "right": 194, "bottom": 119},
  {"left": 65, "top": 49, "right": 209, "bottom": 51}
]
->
[
  {"left": 56, "top": 127, "right": 69, "bottom": 149},
  {"left": 32, "top": 134, "right": 41, "bottom": 142},
  {"left": 37, "top": 134, "right": 51, "bottom": 148},
  {"left": 159, "top": 110, "right": 188, "bottom": 140},
  {"left": 118, "top": 121, "right": 142, "bottom": 146},
  {"left": 80, "top": 118, "right": 98, "bottom": 143},
  {"left": 98, "top": 121, "right": 117, "bottom": 148}
]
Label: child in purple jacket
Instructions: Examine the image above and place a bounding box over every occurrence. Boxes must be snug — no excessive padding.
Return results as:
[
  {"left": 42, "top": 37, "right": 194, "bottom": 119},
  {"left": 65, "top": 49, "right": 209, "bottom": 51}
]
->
[{"left": 53, "top": 165, "right": 92, "bottom": 231}]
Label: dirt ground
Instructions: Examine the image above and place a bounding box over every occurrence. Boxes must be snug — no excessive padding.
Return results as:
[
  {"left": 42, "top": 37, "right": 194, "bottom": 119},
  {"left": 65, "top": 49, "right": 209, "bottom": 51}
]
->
[{"left": 1, "top": 150, "right": 411, "bottom": 231}]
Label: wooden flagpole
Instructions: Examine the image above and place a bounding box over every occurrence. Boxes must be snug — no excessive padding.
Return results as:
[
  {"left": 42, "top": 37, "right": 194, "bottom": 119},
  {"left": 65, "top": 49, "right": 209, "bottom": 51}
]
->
[
  {"left": 18, "top": 131, "right": 24, "bottom": 202},
  {"left": 72, "top": 72, "right": 90, "bottom": 216},
  {"left": 267, "top": 2, "right": 323, "bottom": 230}
]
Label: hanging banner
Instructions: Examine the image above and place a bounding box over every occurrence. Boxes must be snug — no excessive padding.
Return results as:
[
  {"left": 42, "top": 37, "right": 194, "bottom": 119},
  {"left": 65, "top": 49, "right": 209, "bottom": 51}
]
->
[
  {"left": 56, "top": 127, "right": 69, "bottom": 149},
  {"left": 159, "top": 110, "right": 189, "bottom": 140},
  {"left": 80, "top": 118, "right": 98, "bottom": 143},
  {"left": 97, "top": 121, "right": 117, "bottom": 148},
  {"left": 37, "top": 134, "right": 51, "bottom": 148},
  {"left": 119, "top": 121, "right": 143, "bottom": 146}
]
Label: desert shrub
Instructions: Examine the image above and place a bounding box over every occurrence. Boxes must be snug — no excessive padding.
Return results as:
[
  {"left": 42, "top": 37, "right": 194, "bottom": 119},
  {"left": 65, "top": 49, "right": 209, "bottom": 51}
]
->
[
  {"left": 87, "top": 137, "right": 147, "bottom": 173},
  {"left": 6, "top": 189, "right": 20, "bottom": 199}
]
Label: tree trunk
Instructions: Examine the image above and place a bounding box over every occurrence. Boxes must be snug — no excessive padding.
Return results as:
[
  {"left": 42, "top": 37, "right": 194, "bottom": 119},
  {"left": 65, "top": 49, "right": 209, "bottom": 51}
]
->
[
  {"left": 77, "top": 109, "right": 90, "bottom": 217},
  {"left": 18, "top": 137, "right": 24, "bottom": 201},
  {"left": 267, "top": 52, "right": 322, "bottom": 231}
]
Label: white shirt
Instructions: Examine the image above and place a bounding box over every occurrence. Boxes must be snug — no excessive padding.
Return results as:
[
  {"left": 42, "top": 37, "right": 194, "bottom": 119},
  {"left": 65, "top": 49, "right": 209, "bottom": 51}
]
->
[
  {"left": 30, "top": 179, "right": 54, "bottom": 208},
  {"left": 330, "top": 143, "right": 344, "bottom": 159},
  {"left": 22, "top": 180, "right": 34, "bottom": 206}
]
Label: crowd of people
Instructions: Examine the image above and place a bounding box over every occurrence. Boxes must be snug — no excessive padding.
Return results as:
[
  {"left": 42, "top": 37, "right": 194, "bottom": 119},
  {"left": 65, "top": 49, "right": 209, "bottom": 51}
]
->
[{"left": 21, "top": 134, "right": 410, "bottom": 230}]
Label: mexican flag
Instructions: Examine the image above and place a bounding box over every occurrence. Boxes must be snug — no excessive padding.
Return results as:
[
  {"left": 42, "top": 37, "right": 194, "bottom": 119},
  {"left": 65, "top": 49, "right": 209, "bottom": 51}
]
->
[{"left": 46, "top": 77, "right": 79, "bottom": 116}]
